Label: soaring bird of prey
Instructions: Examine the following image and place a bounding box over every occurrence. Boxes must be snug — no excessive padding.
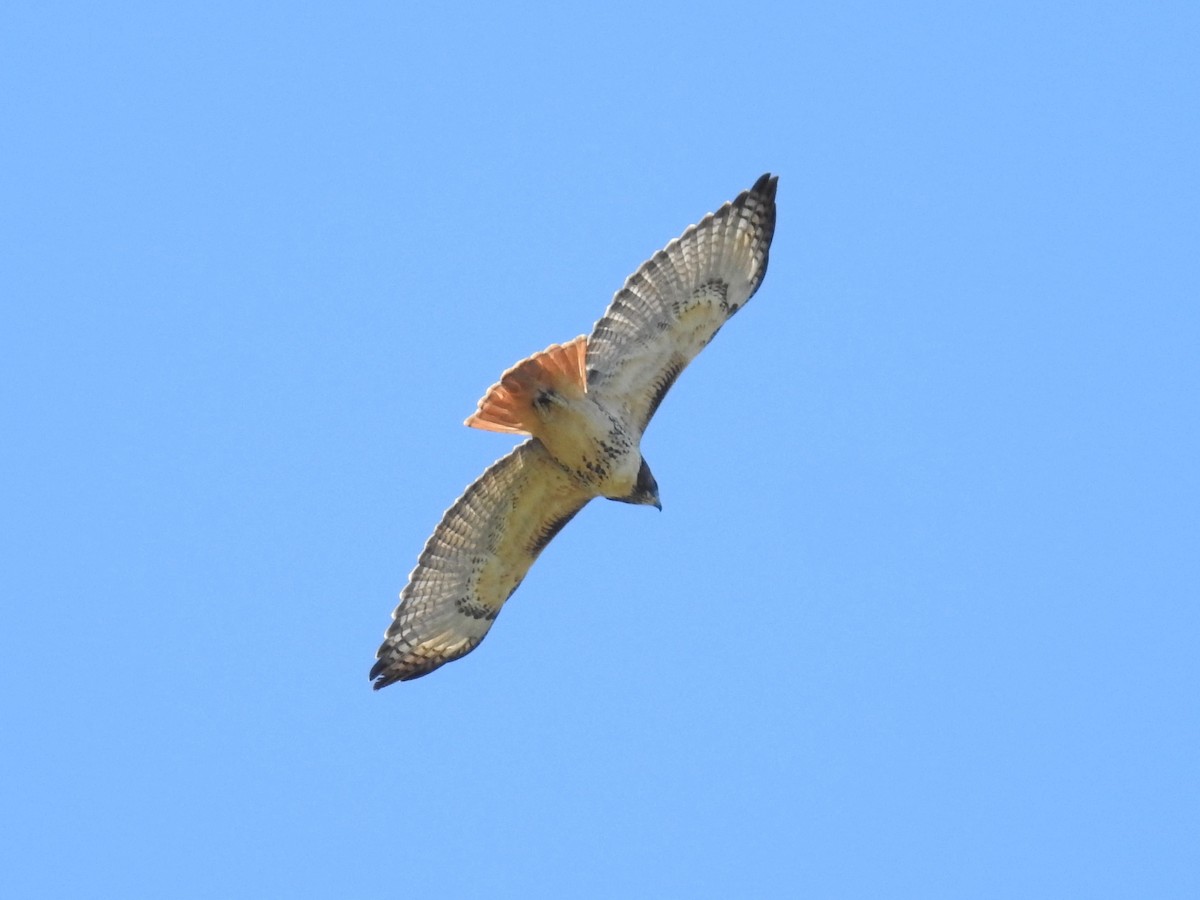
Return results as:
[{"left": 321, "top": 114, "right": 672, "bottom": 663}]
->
[{"left": 371, "top": 174, "right": 778, "bottom": 688}]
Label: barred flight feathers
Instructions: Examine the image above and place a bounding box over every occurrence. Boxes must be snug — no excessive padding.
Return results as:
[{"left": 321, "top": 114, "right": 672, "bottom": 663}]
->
[
  {"left": 586, "top": 173, "right": 777, "bottom": 434},
  {"left": 371, "top": 440, "right": 590, "bottom": 687}
]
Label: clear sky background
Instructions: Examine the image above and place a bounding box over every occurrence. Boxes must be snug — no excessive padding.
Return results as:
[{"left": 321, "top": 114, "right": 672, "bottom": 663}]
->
[{"left": 3, "top": 2, "right": 1198, "bottom": 897}]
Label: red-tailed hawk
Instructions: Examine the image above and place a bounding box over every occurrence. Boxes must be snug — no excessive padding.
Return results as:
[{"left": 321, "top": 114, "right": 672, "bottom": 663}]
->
[{"left": 371, "top": 174, "right": 778, "bottom": 687}]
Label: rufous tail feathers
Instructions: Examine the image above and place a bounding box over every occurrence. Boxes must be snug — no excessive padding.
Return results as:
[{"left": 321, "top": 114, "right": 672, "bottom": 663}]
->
[{"left": 465, "top": 335, "right": 588, "bottom": 436}]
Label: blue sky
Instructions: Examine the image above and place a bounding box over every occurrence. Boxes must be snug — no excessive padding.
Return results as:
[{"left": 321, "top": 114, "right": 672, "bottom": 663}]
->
[{"left": 3, "top": 2, "right": 1198, "bottom": 896}]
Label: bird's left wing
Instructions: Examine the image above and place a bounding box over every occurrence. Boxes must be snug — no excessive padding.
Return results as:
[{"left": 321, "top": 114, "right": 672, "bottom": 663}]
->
[
  {"left": 371, "top": 440, "right": 592, "bottom": 688},
  {"left": 585, "top": 174, "right": 777, "bottom": 435}
]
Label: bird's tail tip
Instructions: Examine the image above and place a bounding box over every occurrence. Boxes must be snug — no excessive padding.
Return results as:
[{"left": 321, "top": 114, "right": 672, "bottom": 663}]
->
[{"left": 465, "top": 335, "right": 588, "bottom": 435}]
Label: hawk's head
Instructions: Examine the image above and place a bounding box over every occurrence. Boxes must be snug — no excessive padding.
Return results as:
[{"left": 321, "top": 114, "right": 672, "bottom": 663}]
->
[{"left": 617, "top": 457, "right": 661, "bottom": 511}]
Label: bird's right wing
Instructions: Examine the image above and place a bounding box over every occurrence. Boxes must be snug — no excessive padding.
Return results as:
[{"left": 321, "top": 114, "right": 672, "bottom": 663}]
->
[
  {"left": 585, "top": 173, "right": 777, "bottom": 436},
  {"left": 371, "top": 440, "right": 592, "bottom": 688}
]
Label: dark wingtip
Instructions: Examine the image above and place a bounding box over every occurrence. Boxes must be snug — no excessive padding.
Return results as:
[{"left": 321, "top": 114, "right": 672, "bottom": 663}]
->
[
  {"left": 371, "top": 672, "right": 400, "bottom": 691},
  {"left": 369, "top": 657, "right": 395, "bottom": 690},
  {"left": 751, "top": 172, "right": 778, "bottom": 202},
  {"left": 370, "top": 651, "right": 454, "bottom": 688}
]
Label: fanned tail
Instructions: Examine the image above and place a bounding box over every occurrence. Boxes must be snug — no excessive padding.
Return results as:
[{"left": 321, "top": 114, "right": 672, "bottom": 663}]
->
[{"left": 465, "top": 335, "right": 588, "bottom": 435}]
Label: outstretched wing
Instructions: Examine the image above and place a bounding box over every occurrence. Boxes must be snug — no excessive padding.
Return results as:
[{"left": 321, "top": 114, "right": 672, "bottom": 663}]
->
[
  {"left": 585, "top": 173, "right": 778, "bottom": 434},
  {"left": 371, "top": 440, "right": 592, "bottom": 688}
]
